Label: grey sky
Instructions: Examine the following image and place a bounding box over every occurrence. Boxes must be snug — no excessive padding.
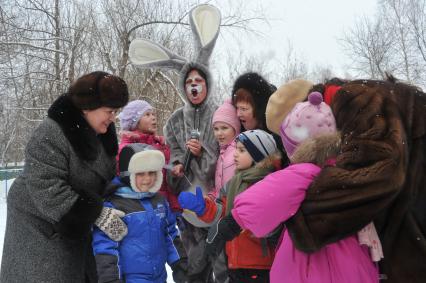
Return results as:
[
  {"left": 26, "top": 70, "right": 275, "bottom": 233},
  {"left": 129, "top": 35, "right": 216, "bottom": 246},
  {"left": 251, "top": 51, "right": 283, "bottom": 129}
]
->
[{"left": 213, "top": 0, "right": 378, "bottom": 81}]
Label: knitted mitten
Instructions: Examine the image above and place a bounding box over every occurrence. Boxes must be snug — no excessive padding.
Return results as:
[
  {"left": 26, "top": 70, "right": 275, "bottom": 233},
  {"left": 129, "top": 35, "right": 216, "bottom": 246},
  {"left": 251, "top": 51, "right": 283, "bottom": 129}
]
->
[{"left": 94, "top": 207, "right": 128, "bottom": 241}]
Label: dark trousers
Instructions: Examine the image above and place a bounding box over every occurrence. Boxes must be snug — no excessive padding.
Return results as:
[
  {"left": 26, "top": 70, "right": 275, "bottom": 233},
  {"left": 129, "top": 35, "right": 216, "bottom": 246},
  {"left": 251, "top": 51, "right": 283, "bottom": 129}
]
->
[{"left": 228, "top": 268, "right": 270, "bottom": 283}]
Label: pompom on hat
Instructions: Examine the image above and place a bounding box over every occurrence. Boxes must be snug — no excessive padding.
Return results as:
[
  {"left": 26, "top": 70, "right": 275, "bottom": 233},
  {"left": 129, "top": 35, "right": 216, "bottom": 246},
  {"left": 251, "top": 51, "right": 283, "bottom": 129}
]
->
[
  {"left": 212, "top": 99, "right": 241, "bottom": 136},
  {"left": 266, "top": 79, "right": 314, "bottom": 135},
  {"left": 118, "top": 100, "right": 153, "bottom": 131},
  {"left": 68, "top": 71, "right": 129, "bottom": 110},
  {"left": 236, "top": 129, "right": 277, "bottom": 163},
  {"left": 280, "top": 91, "right": 336, "bottom": 158}
]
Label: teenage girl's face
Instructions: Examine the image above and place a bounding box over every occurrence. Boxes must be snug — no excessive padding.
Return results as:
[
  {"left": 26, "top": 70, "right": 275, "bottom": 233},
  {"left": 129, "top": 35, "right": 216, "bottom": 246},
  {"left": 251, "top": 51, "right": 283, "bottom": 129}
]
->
[
  {"left": 213, "top": 122, "right": 236, "bottom": 146},
  {"left": 83, "top": 107, "right": 118, "bottom": 134},
  {"left": 134, "top": 171, "right": 157, "bottom": 192},
  {"left": 185, "top": 69, "right": 207, "bottom": 105},
  {"left": 137, "top": 110, "right": 157, "bottom": 134},
  {"left": 235, "top": 101, "right": 258, "bottom": 130},
  {"left": 233, "top": 141, "right": 254, "bottom": 170}
]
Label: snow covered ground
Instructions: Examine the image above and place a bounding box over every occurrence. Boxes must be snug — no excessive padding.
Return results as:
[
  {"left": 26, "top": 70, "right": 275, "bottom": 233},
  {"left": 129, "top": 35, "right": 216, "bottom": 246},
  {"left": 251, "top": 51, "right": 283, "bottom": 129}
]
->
[
  {"left": 0, "top": 178, "right": 13, "bottom": 267},
  {"left": 0, "top": 179, "right": 174, "bottom": 282}
]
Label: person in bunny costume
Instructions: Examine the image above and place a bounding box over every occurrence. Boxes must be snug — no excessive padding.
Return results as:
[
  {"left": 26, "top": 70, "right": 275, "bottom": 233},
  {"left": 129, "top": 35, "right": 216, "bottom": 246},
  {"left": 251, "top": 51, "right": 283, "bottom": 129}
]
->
[{"left": 129, "top": 4, "right": 221, "bottom": 282}]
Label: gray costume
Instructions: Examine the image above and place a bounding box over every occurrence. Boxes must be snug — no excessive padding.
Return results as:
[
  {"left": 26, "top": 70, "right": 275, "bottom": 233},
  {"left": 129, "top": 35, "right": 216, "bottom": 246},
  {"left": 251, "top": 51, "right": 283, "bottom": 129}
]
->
[
  {"left": 0, "top": 95, "right": 118, "bottom": 283},
  {"left": 129, "top": 4, "right": 226, "bottom": 282}
]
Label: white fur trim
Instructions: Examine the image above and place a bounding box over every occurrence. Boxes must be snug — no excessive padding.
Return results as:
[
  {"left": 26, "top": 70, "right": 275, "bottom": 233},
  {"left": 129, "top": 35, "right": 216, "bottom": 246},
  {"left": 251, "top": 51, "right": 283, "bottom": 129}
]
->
[
  {"left": 130, "top": 170, "right": 163, "bottom": 193},
  {"left": 128, "top": 150, "right": 165, "bottom": 193},
  {"left": 128, "top": 150, "right": 165, "bottom": 173}
]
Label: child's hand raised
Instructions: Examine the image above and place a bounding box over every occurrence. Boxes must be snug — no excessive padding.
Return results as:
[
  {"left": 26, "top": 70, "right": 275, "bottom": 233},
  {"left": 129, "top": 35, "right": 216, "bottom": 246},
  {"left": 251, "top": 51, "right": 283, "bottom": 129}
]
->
[{"left": 178, "top": 186, "right": 206, "bottom": 216}]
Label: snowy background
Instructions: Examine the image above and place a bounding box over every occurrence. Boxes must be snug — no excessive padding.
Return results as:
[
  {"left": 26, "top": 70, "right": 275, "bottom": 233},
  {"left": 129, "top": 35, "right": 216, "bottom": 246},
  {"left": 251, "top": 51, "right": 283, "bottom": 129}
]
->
[{"left": 0, "top": 179, "right": 175, "bottom": 282}]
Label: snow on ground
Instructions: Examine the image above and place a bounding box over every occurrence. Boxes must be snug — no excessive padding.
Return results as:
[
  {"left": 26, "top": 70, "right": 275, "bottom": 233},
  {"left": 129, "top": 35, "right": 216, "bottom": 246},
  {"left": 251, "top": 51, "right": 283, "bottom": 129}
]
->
[
  {"left": 0, "top": 179, "right": 174, "bottom": 282},
  {"left": 0, "top": 178, "right": 13, "bottom": 267}
]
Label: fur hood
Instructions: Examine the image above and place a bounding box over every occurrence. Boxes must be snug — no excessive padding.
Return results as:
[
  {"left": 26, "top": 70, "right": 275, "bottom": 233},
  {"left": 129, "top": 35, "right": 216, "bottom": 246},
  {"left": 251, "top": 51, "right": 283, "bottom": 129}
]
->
[
  {"left": 48, "top": 94, "right": 119, "bottom": 161},
  {"left": 254, "top": 151, "right": 282, "bottom": 171},
  {"left": 290, "top": 133, "right": 341, "bottom": 165}
]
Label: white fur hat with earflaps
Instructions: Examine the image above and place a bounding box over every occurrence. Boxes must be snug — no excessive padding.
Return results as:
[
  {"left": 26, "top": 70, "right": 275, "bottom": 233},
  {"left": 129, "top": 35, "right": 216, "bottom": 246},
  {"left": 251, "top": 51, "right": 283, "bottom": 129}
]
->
[{"left": 128, "top": 149, "right": 165, "bottom": 193}]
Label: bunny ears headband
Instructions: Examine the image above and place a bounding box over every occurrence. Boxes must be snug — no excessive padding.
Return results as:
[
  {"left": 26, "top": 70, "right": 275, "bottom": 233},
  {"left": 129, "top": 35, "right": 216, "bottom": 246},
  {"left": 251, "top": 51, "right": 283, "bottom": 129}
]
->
[{"left": 129, "top": 4, "right": 221, "bottom": 72}]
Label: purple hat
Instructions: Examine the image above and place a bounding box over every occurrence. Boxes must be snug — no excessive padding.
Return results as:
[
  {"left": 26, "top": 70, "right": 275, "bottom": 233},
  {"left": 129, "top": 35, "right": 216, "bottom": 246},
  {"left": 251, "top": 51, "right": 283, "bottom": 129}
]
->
[
  {"left": 118, "top": 100, "right": 153, "bottom": 131},
  {"left": 280, "top": 92, "right": 336, "bottom": 158}
]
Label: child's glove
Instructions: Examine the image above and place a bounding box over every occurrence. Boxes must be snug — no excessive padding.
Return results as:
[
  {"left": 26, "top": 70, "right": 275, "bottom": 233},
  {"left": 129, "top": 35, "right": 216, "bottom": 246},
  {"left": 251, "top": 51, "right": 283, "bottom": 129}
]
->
[
  {"left": 171, "top": 259, "right": 188, "bottom": 283},
  {"left": 206, "top": 213, "right": 241, "bottom": 258},
  {"left": 94, "top": 207, "right": 128, "bottom": 241},
  {"left": 178, "top": 186, "right": 206, "bottom": 216}
]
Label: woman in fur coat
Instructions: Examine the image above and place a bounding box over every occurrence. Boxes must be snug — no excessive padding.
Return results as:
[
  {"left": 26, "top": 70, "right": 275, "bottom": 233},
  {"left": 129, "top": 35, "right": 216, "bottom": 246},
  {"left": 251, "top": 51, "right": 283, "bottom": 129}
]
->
[
  {"left": 266, "top": 76, "right": 426, "bottom": 283},
  {"left": 0, "top": 71, "right": 129, "bottom": 283}
]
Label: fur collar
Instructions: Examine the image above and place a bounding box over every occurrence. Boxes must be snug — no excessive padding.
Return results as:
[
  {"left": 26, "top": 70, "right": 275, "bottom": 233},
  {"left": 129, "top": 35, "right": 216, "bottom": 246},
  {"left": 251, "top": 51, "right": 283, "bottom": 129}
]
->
[
  {"left": 48, "top": 94, "right": 118, "bottom": 161},
  {"left": 290, "top": 133, "right": 341, "bottom": 165}
]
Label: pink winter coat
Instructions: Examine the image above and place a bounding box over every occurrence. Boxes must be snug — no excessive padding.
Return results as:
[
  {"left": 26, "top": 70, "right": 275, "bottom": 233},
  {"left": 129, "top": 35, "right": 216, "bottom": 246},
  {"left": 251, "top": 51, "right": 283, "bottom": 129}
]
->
[
  {"left": 214, "top": 140, "right": 236, "bottom": 196},
  {"left": 232, "top": 163, "right": 378, "bottom": 283}
]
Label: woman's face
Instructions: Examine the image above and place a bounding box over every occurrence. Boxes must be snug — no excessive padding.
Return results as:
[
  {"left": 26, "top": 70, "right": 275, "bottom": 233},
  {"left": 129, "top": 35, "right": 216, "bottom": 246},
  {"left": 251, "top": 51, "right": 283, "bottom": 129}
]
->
[
  {"left": 213, "top": 122, "right": 236, "bottom": 146},
  {"left": 236, "top": 101, "right": 257, "bottom": 130},
  {"left": 134, "top": 171, "right": 157, "bottom": 192},
  {"left": 185, "top": 69, "right": 207, "bottom": 105},
  {"left": 83, "top": 107, "right": 118, "bottom": 134},
  {"left": 233, "top": 141, "right": 253, "bottom": 170},
  {"left": 137, "top": 110, "right": 157, "bottom": 134}
]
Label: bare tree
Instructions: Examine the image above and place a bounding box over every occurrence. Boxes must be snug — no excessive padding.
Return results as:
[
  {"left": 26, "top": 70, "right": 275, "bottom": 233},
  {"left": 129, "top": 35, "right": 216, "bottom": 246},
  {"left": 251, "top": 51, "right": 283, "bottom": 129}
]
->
[
  {"left": 340, "top": 0, "right": 426, "bottom": 86},
  {"left": 0, "top": 0, "right": 268, "bottom": 162}
]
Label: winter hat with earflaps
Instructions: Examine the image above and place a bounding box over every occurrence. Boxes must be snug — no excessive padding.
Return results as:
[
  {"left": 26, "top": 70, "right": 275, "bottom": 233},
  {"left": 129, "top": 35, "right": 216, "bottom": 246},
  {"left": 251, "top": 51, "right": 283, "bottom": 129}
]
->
[
  {"left": 128, "top": 4, "right": 221, "bottom": 104},
  {"left": 236, "top": 129, "right": 278, "bottom": 163},
  {"left": 118, "top": 100, "right": 153, "bottom": 131},
  {"left": 68, "top": 71, "right": 129, "bottom": 110},
  {"left": 266, "top": 79, "right": 314, "bottom": 135},
  {"left": 212, "top": 98, "right": 241, "bottom": 136},
  {"left": 118, "top": 143, "right": 165, "bottom": 193},
  {"left": 280, "top": 91, "right": 336, "bottom": 158}
]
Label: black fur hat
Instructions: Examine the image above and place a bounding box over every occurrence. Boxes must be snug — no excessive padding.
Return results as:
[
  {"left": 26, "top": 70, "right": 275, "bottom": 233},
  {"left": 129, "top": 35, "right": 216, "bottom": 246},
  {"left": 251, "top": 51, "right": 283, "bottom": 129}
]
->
[
  {"left": 232, "top": 72, "right": 277, "bottom": 129},
  {"left": 68, "top": 71, "right": 129, "bottom": 110}
]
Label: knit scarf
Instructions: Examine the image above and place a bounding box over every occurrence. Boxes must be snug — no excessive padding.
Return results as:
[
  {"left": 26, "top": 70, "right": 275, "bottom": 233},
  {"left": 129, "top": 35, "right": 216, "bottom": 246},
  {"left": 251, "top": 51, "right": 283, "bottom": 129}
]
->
[
  {"left": 114, "top": 186, "right": 156, "bottom": 199},
  {"left": 225, "top": 164, "right": 274, "bottom": 215}
]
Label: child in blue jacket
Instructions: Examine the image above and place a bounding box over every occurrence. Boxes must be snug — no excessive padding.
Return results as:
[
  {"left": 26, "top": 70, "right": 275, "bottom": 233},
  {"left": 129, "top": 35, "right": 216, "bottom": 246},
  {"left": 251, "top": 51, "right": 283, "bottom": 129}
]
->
[{"left": 92, "top": 143, "right": 187, "bottom": 283}]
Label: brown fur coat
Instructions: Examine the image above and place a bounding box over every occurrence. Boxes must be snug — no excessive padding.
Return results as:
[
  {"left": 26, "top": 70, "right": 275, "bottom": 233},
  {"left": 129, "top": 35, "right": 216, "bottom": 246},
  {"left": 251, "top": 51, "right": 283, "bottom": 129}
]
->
[{"left": 286, "top": 78, "right": 426, "bottom": 283}]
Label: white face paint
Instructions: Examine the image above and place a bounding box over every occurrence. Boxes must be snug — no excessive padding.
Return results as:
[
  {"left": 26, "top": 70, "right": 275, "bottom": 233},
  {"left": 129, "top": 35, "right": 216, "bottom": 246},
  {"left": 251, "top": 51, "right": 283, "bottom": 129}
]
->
[
  {"left": 185, "top": 70, "right": 207, "bottom": 105},
  {"left": 186, "top": 84, "right": 203, "bottom": 97}
]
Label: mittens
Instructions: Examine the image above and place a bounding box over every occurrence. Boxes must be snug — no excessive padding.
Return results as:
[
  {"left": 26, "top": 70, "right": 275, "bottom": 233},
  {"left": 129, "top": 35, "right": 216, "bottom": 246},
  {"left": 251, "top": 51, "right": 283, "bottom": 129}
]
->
[
  {"left": 95, "top": 207, "right": 128, "bottom": 241},
  {"left": 178, "top": 186, "right": 206, "bottom": 216},
  {"left": 206, "top": 213, "right": 242, "bottom": 258},
  {"left": 170, "top": 259, "right": 188, "bottom": 283}
]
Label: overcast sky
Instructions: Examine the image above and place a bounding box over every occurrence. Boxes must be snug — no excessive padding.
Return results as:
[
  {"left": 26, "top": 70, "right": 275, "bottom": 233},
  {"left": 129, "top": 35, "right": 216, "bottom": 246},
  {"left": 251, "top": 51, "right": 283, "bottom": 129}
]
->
[{"left": 213, "top": 0, "right": 379, "bottom": 83}]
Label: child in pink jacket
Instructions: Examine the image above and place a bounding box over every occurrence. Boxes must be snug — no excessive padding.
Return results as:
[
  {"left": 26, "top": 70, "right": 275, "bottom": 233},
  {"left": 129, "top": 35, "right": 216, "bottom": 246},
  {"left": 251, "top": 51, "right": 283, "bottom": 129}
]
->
[
  {"left": 231, "top": 92, "right": 380, "bottom": 283},
  {"left": 212, "top": 99, "right": 241, "bottom": 197}
]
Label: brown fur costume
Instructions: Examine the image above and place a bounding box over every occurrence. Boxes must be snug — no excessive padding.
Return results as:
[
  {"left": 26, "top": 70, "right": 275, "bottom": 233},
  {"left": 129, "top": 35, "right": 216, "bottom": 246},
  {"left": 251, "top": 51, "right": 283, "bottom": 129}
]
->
[{"left": 286, "top": 77, "right": 426, "bottom": 283}]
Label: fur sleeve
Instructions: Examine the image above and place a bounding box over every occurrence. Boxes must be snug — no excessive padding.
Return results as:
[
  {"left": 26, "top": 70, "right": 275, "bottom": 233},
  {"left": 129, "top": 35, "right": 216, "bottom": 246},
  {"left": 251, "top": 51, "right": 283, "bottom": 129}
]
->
[
  {"left": 286, "top": 81, "right": 408, "bottom": 252},
  {"left": 164, "top": 111, "right": 185, "bottom": 165}
]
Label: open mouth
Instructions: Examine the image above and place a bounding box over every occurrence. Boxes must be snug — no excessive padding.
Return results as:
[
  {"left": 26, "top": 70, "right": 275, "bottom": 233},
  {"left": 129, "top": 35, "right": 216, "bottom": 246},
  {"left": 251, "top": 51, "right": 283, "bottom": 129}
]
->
[{"left": 191, "top": 88, "right": 199, "bottom": 98}]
